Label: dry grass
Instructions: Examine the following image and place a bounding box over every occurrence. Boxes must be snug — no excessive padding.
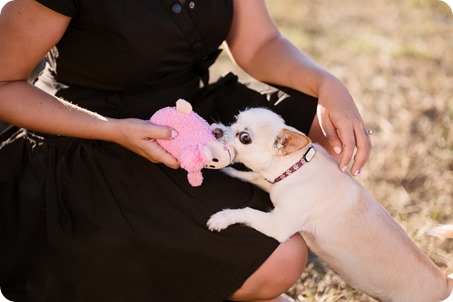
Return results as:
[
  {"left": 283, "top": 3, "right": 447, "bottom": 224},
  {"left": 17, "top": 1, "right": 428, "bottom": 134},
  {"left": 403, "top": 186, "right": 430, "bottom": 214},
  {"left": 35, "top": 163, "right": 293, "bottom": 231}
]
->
[{"left": 212, "top": 0, "right": 453, "bottom": 301}]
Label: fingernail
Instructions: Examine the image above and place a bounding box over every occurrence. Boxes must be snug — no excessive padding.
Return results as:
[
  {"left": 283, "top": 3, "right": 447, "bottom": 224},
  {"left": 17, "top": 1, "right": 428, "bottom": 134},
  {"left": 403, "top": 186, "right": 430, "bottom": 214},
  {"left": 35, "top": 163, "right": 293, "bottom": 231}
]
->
[
  {"left": 171, "top": 130, "right": 178, "bottom": 138},
  {"left": 353, "top": 169, "right": 362, "bottom": 177},
  {"left": 341, "top": 166, "right": 347, "bottom": 173},
  {"left": 334, "top": 146, "right": 342, "bottom": 154}
]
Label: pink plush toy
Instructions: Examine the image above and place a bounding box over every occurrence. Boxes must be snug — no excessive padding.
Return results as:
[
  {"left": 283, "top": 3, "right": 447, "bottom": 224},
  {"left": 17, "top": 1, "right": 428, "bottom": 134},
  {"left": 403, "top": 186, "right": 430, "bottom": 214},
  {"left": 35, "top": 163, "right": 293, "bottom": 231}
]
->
[{"left": 149, "top": 99, "right": 234, "bottom": 187}]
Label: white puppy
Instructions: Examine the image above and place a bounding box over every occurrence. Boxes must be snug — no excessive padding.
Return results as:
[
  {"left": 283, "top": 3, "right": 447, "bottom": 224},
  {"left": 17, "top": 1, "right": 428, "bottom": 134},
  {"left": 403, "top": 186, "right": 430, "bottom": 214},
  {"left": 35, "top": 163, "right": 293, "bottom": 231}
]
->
[{"left": 207, "top": 108, "right": 453, "bottom": 302}]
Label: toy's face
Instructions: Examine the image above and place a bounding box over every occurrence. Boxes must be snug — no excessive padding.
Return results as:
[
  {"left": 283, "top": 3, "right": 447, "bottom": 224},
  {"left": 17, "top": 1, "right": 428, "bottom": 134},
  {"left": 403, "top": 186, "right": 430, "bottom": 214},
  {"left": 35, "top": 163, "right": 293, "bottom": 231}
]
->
[{"left": 204, "top": 141, "right": 235, "bottom": 169}]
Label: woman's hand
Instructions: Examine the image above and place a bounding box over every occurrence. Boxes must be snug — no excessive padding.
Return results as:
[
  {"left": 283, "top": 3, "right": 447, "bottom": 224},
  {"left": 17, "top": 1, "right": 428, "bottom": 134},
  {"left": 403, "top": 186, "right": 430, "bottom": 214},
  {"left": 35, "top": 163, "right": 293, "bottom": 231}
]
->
[
  {"left": 109, "top": 118, "right": 180, "bottom": 169},
  {"left": 316, "top": 76, "right": 371, "bottom": 176}
]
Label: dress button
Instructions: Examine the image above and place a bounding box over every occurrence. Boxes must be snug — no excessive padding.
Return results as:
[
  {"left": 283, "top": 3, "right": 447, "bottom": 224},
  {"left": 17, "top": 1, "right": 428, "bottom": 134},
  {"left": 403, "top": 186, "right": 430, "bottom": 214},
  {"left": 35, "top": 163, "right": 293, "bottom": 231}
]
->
[
  {"left": 189, "top": 1, "right": 195, "bottom": 9},
  {"left": 171, "top": 3, "right": 183, "bottom": 14}
]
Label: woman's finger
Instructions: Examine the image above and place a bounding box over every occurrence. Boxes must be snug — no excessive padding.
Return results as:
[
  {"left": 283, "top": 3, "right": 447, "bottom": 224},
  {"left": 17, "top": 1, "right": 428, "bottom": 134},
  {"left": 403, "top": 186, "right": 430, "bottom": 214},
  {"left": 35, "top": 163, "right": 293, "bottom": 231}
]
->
[
  {"left": 144, "top": 138, "right": 180, "bottom": 169},
  {"left": 317, "top": 108, "right": 343, "bottom": 156},
  {"left": 350, "top": 125, "right": 372, "bottom": 176},
  {"left": 335, "top": 121, "right": 355, "bottom": 173}
]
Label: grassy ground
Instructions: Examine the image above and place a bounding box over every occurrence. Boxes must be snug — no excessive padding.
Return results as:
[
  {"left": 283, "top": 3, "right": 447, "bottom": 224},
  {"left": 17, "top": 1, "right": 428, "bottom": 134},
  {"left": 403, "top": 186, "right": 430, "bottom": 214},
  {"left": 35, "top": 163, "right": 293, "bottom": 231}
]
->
[{"left": 212, "top": 0, "right": 453, "bottom": 301}]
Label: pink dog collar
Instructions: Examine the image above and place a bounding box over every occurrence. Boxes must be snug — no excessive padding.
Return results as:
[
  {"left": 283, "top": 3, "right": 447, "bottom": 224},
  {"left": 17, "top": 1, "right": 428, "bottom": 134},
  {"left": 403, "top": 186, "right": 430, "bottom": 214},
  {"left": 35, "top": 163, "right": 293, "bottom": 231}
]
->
[{"left": 268, "top": 146, "right": 316, "bottom": 184}]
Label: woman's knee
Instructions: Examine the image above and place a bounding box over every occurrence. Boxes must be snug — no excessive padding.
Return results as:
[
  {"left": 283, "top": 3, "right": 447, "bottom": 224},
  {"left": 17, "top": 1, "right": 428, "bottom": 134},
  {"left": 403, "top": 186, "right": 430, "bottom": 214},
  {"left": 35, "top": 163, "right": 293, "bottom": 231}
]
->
[{"left": 228, "top": 234, "right": 308, "bottom": 301}]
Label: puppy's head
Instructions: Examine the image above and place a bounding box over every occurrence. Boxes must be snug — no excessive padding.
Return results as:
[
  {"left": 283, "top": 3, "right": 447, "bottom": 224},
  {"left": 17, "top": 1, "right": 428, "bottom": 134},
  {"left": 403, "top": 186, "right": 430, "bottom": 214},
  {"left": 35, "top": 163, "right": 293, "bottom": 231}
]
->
[{"left": 214, "top": 108, "right": 311, "bottom": 171}]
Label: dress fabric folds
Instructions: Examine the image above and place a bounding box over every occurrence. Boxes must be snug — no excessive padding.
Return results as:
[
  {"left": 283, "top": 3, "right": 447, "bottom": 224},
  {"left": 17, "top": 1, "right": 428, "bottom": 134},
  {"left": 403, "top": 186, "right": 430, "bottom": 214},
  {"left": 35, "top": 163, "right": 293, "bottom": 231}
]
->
[{"left": 0, "top": 0, "right": 318, "bottom": 301}]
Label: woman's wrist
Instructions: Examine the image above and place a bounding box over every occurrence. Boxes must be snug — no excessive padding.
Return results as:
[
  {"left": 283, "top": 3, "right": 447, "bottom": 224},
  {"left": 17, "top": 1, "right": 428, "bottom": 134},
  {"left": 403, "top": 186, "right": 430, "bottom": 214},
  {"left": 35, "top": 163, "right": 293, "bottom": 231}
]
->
[{"left": 317, "top": 73, "right": 353, "bottom": 106}]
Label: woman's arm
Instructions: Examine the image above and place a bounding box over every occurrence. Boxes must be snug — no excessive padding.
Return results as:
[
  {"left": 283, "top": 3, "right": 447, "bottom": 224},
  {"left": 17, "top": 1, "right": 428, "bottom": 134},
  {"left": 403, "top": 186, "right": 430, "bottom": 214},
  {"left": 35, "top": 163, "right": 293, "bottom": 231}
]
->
[
  {"left": 0, "top": 0, "right": 178, "bottom": 168},
  {"left": 226, "top": 0, "right": 371, "bottom": 176}
]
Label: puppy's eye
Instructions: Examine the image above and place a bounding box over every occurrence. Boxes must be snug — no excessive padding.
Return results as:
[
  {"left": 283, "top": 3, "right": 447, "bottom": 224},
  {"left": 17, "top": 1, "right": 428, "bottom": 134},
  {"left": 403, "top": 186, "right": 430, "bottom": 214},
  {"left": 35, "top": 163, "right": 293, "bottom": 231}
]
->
[{"left": 238, "top": 132, "right": 252, "bottom": 144}]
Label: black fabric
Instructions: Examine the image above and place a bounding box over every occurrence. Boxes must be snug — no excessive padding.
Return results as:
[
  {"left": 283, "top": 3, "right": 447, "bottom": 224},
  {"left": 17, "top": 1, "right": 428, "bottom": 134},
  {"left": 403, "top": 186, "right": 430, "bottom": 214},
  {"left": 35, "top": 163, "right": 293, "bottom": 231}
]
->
[
  {"left": 0, "top": 128, "right": 277, "bottom": 302},
  {"left": 35, "top": 0, "right": 232, "bottom": 92},
  {"left": 1, "top": 1, "right": 318, "bottom": 301},
  {"left": 195, "top": 73, "right": 318, "bottom": 134},
  {"left": 0, "top": 74, "right": 318, "bottom": 302}
]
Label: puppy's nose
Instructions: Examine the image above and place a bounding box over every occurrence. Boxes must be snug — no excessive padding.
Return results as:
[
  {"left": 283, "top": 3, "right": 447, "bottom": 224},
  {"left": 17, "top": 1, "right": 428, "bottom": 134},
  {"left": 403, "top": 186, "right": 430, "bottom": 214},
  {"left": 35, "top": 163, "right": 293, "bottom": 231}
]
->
[{"left": 213, "top": 128, "right": 224, "bottom": 139}]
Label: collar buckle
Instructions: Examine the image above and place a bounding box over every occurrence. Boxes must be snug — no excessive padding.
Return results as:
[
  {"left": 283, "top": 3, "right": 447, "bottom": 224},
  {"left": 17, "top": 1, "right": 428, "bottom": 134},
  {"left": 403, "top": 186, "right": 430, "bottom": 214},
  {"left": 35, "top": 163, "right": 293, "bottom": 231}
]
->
[{"left": 304, "top": 146, "right": 316, "bottom": 162}]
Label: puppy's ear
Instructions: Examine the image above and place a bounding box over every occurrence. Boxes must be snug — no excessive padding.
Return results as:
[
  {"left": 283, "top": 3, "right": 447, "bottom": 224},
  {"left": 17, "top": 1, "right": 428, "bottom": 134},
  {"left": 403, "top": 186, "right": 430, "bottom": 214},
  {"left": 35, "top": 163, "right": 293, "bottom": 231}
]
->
[{"left": 275, "top": 128, "right": 311, "bottom": 156}]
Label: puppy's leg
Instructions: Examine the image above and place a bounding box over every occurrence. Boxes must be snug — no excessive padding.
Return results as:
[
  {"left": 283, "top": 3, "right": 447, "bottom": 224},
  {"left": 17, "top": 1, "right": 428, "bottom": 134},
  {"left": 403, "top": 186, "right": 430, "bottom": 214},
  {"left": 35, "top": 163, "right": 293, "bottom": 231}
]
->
[
  {"left": 207, "top": 208, "right": 292, "bottom": 242},
  {"left": 222, "top": 167, "right": 271, "bottom": 192}
]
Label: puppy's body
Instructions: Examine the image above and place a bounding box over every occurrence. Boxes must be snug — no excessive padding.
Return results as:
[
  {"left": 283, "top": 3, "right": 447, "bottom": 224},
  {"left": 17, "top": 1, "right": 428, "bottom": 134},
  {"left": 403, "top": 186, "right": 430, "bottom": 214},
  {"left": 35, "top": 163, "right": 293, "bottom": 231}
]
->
[{"left": 208, "top": 108, "right": 453, "bottom": 302}]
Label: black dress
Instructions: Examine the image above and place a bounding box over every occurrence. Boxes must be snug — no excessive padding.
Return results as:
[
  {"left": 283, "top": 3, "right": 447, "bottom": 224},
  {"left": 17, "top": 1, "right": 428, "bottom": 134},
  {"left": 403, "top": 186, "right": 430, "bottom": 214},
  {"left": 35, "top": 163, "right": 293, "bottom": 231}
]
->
[{"left": 0, "top": 0, "right": 318, "bottom": 301}]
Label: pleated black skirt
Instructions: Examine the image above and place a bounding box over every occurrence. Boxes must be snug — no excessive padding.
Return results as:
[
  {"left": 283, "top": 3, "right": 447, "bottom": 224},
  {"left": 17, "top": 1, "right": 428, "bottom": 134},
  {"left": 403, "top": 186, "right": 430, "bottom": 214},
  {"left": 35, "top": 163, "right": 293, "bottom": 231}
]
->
[{"left": 0, "top": 73, "right": 317, "bottom": 302}]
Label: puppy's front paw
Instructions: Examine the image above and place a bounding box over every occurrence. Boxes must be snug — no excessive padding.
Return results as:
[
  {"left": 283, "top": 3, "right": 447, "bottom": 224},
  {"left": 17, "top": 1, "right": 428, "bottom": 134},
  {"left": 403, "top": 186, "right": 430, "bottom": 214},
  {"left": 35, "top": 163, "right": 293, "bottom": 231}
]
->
[{"left": 207, "top": 210, "right": 235, "bottom": 232}]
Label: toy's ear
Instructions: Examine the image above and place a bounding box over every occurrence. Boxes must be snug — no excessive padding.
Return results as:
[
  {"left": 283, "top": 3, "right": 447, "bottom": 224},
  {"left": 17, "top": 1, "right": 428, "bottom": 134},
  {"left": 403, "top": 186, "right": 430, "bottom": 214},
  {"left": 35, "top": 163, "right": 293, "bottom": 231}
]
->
[{"left": 176, "top": 99, "right": 192, "bottom": 115}]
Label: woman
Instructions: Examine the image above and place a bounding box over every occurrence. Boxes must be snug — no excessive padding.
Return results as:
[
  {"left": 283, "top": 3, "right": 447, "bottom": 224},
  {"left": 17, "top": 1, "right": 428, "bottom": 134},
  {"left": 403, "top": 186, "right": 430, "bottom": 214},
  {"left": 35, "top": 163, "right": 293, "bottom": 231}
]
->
[{"left": 0, "top": 0, "right": 371, "bottom": 301}]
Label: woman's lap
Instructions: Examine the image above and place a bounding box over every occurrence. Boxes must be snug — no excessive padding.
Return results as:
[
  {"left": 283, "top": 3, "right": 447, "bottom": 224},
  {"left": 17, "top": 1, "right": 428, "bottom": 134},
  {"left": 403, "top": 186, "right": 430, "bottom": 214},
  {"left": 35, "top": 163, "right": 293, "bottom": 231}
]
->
[
  {"left": 0, "top": 74, "right": 317, "bottom": 302},
  {"left": 0, "top": 134, "right": 279, "bottom": 301}
]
